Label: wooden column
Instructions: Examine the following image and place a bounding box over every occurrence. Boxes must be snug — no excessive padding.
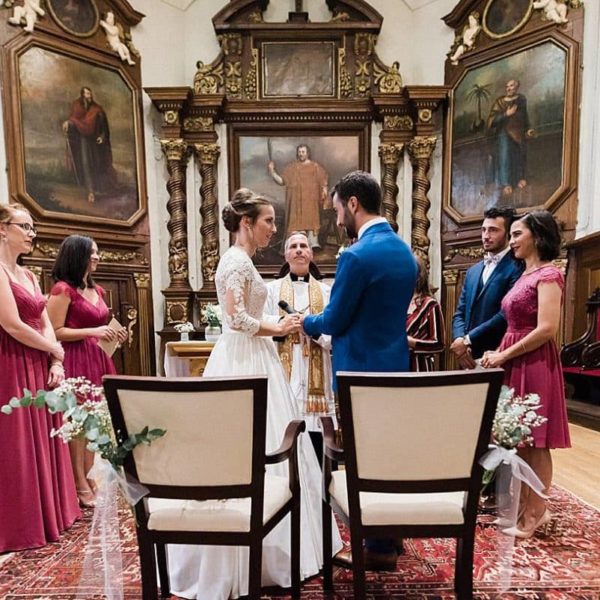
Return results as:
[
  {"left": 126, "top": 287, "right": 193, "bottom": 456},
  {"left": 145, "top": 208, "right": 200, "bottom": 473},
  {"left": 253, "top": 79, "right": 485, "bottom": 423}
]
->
[
  {"left": 378, "top": 143, "right": 403, "bottom": 231},
  {"left": 133, "top": 272, "right": 153, "bottom": 375}
]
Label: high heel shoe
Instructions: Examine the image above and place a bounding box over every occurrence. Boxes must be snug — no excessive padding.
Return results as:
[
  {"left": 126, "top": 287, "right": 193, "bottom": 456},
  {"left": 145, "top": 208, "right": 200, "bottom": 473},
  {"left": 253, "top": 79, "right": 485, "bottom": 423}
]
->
[
  {"left": 501, "top": 509, "right": 551, "bottom": 539},
  {"left": 77, "top": 489, "right": 96, "bottom": 508}
]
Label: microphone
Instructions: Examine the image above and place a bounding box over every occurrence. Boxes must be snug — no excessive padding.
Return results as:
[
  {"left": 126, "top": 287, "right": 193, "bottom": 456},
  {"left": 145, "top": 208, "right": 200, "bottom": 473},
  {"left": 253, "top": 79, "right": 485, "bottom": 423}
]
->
[
  {"left": 273, "top": 300, "right": 299, "bottom": 342},
  {"left": 278, "top": 300, "right": 298, "bottom": 314}
]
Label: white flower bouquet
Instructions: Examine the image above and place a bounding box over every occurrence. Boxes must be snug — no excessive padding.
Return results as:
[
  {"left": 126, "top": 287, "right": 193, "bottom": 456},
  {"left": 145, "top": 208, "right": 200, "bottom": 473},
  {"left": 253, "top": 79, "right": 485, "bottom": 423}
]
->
[
  {"left": 174, "top": 321, "right": 195, "bottom": 334},
  {"left": 201, "top": 303, "right": 222, "bottom": 327}
]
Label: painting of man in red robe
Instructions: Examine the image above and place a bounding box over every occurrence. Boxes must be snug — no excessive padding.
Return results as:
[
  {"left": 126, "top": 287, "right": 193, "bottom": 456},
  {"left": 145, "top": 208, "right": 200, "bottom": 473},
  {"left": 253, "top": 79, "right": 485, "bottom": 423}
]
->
[{"left": 62, "top": 87, "right": 116, "bottom": 203}]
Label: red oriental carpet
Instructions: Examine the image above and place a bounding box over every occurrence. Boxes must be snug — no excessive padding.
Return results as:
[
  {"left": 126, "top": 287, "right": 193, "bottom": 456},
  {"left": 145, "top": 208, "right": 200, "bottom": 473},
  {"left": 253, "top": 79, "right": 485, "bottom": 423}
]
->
[{"left": 1, "top": 486, "right": 599, "bottom": 599}]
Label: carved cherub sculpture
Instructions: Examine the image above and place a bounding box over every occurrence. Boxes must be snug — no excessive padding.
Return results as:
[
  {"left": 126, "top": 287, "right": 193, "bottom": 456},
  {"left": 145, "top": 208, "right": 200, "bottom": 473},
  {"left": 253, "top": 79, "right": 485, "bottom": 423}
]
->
[
  {"left": 449, "top": 12, "right": 482, "bottom": 65},
  {"left": 8, "top": 0, "right": 45, "bottom": 33},
  {"left": 533, "top": 0, "right": 568, "bottom": 24},
  {"left": 100, "top": 11, "right": 136, "bottom": 65}
]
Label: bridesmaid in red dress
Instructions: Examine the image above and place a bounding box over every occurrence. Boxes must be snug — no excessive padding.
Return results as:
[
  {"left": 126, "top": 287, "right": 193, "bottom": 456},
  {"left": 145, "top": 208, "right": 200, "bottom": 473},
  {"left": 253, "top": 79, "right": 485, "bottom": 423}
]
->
[
  {"left": 0, "top": 203, "right": 80, "bottom": 553},
  {"left": 47, "top": 235, "right": 127, "bottom": 508},
  {"left": 481, "top": 210, "right": 570, "bottom": 538}
]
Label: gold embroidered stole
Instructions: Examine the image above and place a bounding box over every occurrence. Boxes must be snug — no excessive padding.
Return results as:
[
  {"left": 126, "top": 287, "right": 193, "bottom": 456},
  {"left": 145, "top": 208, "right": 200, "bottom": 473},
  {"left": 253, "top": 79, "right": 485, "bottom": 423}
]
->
[{"left": 278, "top": 276, "right": 328, "bottom": 415}]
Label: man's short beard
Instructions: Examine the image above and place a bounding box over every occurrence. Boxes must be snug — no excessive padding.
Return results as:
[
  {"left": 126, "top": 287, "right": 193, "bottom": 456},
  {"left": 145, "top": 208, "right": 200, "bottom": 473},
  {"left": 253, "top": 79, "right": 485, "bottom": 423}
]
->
[{"left": 343, "top": 208, "right": 358, "bottom": 240}]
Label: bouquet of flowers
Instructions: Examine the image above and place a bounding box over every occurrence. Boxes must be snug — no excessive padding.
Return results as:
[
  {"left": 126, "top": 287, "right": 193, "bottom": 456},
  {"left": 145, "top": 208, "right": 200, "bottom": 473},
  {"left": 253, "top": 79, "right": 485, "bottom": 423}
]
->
[
  {"left": 1, "top": 377, "right": 165, "bottom": 471},
  {"left": 174, "top": 321, "right": 195, "bottom": 334},
  {"left": 201, "top": 303, "right": 222, "bottom": 327},
  {"left": 492, "top": 385, "right": 547, "bottom": 449}
]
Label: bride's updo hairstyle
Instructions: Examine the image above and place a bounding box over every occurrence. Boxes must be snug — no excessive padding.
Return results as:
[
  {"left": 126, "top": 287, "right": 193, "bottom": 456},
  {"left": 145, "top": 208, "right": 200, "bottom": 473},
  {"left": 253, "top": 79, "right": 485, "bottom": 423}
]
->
[{"left": 222, "top": 188, "right": 271, "bottom": 233}]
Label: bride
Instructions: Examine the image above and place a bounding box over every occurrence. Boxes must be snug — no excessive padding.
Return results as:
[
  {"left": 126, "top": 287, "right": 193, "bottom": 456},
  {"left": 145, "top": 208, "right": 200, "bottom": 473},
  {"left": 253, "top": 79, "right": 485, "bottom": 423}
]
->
[{"left": 167, "top": 189, "right": 343, "bottom": 599}]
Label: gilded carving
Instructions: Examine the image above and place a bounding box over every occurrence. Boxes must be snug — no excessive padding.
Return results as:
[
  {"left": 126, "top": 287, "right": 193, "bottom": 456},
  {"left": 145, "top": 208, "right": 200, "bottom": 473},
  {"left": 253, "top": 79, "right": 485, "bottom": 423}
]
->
[
  {"left": 248, "top": 9, "right": 264, "bottom": 23},
  {"left": 160, "top": 138, "right": 188, "bottom": 162},
  {"left": 338, "top": 48, "right": 352, "bottom": 98},
  {"left": 379, "top": 142, "right": 403, "bottom": 165},
  {"left": 443, "top": 269, "right": 459, "bottom": 285},
  {"left": 418, "top": 108, "right": 433, "bottom": 123},
  {"left": 331, "top": 10, "right": 350, "bottom": 22},
  {"left": 354, "top": 33, "right": 374, "bottom": 57},
  {"left": 36, "top": 242, "right": 148, "bottom": 265},
  {"left": 183, "top": 117, "right": 214, "bottom": 133},
  {"left": 443, "top": 247, "right": 485, "bottom": 262},
  {"left": 194, "top": 143, "right": 220, "bottom": 166},
  {"left": 373, "top": 61, "right": 402, "bottom": 94},
  {"left": 379, "top": 143, "right": 403, "bottom": 232},
  {"left": 244, "top": 48, "right": 259, "bottom": 100},
  {"left": 126, "top": 307, "right": 137, "bottom": 348},
  {"left": 384, "top": 115, "right": 413, "bottom": 131},
  {"left": 408, "top": 136, "right": 437, "bottom": 266},
  {"left": 28, "top": 265, "right": 42, "bottom": 280},
  {"left": 355, "top": 60, "right": 370, "bottom": 96},
  {"left": 164, "top": 110, "right": 180, "bottom": 126},
  {"left": 218, "top": 33, "right": 242, "bottom": 56},
  {"left": 134, "top": 273, "right": 150, "bottom": 288},
  {"left": 225, "top": 61, "right": 243, "bottom": 98},
  {"left": 166, "top": 300, "right": 188, "bottom": 325},
  {"left": 193, "top": 61, "right": 224, "bottom": 95}
]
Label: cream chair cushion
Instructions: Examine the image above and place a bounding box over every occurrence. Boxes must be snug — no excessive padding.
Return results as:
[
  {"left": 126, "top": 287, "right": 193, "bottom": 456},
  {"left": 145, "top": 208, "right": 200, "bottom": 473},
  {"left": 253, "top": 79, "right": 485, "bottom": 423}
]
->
[
  {"left": 329, "top": 471, "right": 465, "bottom": 526},
  {"left": 146, "top": 475, "right": 292, "bottom": 532}
]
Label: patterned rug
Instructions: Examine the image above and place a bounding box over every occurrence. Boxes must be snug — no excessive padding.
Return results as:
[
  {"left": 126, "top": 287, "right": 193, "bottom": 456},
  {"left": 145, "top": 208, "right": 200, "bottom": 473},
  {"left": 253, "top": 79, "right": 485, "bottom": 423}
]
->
[{"left": 1, "top": 486, "right": 599, "bottom": 599}]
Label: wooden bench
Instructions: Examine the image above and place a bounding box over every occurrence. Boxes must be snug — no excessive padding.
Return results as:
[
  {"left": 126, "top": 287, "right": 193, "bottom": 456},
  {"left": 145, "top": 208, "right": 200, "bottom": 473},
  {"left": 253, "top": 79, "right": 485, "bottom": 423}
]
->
[{"left": 561, "top": 288, "right": 600, "bottom": 404}]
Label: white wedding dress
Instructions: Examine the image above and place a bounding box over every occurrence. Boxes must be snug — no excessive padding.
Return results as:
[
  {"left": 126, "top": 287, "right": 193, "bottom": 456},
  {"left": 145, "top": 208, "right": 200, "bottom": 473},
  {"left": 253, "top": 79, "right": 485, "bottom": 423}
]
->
[{"left": 168, "top": 246, "right": 342, "bottom": 599}]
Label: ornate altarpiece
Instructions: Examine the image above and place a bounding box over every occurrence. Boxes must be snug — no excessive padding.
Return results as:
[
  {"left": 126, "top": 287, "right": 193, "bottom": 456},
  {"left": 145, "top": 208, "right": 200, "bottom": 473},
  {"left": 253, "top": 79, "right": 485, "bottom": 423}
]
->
[
  {"left": 0, "top": 0, "right": 155, "bottom": 375},
  {"left": 146, "top": 0, "right": 448, "bottom": 345},
  {"left": 441, "top": 0, "right": 584, "bottom": 366}
]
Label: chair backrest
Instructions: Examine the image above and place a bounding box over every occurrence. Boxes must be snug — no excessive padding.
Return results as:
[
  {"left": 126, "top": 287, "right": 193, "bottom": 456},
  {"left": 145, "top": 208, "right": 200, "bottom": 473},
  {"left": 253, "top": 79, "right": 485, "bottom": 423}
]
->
[
  {"left": 103, "top": 375, "right": 268, "bottom": 499},
  {"left": 336, "top": 369, "right": 503, "bottom": 493}
]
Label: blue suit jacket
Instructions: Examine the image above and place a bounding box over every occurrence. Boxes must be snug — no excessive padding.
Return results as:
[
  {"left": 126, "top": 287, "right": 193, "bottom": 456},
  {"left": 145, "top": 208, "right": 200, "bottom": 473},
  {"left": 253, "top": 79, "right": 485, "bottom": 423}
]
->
[
  {"left": 452, "top": 252, "right": 523, "bottom": 359},
  {"left": 303, "top": 222, "right": 417, "bottom": 389}
]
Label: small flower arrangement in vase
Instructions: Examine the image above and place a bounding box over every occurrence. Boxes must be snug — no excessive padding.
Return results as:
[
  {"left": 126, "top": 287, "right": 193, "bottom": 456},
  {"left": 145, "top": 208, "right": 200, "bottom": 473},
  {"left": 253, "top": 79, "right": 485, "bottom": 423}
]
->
[
  {"left": 174, "top": 321, "right": 195, "bottom": 341},
  {"left": 201, "top": 303, "right": 222, "bottom": 342}
]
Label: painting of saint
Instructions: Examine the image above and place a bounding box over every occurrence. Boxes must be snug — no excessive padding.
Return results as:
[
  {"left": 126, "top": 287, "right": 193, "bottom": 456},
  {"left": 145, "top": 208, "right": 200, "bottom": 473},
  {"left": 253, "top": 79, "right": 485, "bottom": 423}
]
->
[
  {"left": 236, "top": 133, "right": 363, "bottom": 267},
  {"left": 449, "top": 41, "right": 566, "bottom": 218},
  {"left": 19, "top": 46, "right": 140, "bottom": 222},
  {"left": 47, "top": 0, "right": 99, "bottom": 36},
  {"left": 483, "top": 0, "right": 532, "bottom": 38}
]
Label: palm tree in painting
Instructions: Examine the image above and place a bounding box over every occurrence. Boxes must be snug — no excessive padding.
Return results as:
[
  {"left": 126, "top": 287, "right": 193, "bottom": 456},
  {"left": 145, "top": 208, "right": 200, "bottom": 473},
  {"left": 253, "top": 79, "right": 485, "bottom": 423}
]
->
[{"left": 466, "top": 83, "right": 491, "bottom": 132}]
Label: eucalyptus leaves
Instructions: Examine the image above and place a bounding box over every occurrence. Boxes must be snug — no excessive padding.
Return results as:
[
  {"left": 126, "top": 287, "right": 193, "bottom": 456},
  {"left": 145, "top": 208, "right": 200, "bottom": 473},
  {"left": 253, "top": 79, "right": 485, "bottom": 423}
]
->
[{"left": 1, "top": 377, "right": 165, "bottom": 472}]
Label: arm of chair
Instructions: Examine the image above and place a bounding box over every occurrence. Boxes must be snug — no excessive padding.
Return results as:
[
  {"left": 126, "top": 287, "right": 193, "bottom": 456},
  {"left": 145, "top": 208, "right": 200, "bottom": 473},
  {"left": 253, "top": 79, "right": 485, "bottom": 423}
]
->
[
  {"left": 582, "top": 340, "right": 600, "bottom": 370},
  {"left": 265, "top": 419, "right": 306, "bottom": 465},
  {"left": 320, "top": 416, "right": 344, "bottom": 463}
]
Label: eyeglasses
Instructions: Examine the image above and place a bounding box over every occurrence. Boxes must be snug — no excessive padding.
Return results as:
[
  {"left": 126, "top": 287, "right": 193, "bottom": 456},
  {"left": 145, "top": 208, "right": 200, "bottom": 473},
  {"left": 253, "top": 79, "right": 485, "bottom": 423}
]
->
[{"left": 7, "top": 222, "right": 37, "bottom": 235}]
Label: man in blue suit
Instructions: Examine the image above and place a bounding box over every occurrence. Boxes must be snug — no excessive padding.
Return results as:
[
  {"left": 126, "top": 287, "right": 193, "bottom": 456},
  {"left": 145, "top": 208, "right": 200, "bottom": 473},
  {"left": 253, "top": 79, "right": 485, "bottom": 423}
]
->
[
  {"left": 451, "top": 207, "right": 523, "bottom": 368},
  {"left": 303, "top": 170, "right": 417, "bottom": 570}
]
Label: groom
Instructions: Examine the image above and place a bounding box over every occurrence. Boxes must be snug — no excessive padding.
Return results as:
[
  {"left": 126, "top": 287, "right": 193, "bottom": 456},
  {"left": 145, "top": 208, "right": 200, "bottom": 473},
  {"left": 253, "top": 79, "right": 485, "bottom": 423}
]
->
[{"left": 302, "top": 170, "right": 417, "bottom": 570}]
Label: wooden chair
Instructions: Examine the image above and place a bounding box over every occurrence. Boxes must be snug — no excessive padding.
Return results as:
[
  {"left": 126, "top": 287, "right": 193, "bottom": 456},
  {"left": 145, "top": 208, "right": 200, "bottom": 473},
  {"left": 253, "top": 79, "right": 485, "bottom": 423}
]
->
[
  {"left": 321, "top": 369, "right": 503, "bottom": 600},
  {"left": 103, "top": 375, "right": 303, "bottom": 600},
  {"left": 561, "top": 287, "right": 600, "bottom": 369}
]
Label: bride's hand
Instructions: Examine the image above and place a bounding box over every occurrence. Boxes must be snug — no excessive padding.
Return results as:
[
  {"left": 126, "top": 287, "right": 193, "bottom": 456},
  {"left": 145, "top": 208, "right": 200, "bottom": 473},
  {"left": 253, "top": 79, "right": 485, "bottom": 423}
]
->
[{"left": 278, "top": 314, "right": 302, "bottom": 335}]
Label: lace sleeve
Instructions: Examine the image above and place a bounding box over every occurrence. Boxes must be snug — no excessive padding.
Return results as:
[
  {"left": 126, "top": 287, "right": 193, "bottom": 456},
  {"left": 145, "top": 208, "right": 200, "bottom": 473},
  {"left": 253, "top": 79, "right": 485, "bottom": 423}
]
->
[
  {"left": 537, "top": 266, "right": 564, "bottom": 290},
  {"left": 220, "top": 256, "right": 261, "bottom": 336}
]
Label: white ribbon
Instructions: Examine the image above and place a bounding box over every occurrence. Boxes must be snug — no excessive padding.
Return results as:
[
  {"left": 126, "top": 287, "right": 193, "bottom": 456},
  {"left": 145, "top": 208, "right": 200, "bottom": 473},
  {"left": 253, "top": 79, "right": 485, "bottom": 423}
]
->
[
  {"left": 76, "top": 458, "right": 149, "bottom": 599},
  {"left": 479, "top": 444, "right": 548, "bottom": 499}
]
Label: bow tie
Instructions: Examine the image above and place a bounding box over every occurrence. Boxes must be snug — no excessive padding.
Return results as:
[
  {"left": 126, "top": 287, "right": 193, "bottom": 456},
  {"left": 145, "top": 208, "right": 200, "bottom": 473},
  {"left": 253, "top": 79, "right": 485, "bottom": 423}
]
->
[
  {"left": 290, "top": 273, "right": 310, "bottom": 283},
  {"left": 483, "top": 254, "right": 501, "bottom": 267}
]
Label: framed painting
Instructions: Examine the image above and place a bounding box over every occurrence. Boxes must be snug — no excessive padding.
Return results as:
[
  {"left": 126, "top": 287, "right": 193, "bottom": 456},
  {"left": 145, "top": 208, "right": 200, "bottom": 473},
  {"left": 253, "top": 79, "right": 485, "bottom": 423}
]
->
[
  {"left": 4, "top": 39, "right": 145, "bottom": 226},
  {"left": 262, "top": 41, "right": 336, "bottom": 98},
  {"left": 483, "top": 0, "right": 532, "bottom": 39},
  {"left": 228, "top": 124, "right": 369, "bottom": 274},
  {"left": 46, "top": 0, "right": 100, "bottom": 37},
  {"left": 444, "top": 35, "right": 578, "bottom": 224}
]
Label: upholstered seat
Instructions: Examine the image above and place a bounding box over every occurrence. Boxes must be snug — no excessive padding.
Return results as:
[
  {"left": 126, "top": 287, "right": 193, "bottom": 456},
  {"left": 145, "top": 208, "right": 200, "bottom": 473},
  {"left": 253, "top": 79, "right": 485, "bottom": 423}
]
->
[{"left": 321, "top": 369, "right": 503, "bottom": 600}]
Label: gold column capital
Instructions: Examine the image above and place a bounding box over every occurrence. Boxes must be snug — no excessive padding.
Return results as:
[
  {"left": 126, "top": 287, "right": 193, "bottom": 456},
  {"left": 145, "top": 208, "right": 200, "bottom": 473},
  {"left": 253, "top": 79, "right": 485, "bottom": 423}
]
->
[
  {"left": 378, "top": 142, "right": 404, "bottom": 165},
  {"left": 193, "top": 143, "right": 221, "bottom": 165},
  {"left": 407, "top": 136, "right": 437, "bottom": 161},
  {"left": 442, "top": 268, "right": 459, "bottom": 285},
  {"left": 134, "top": 272, "right": 150, "bottom": 288},
  {"left": 160, "top": 138, "right": 188, "bottom": 162}
]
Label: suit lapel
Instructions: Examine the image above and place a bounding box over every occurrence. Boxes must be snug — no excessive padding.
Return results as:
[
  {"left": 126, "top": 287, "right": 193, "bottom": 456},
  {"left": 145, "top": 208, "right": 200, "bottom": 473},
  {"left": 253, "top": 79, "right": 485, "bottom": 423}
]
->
[
  {"left": 468, "top": 262, "right": 485, "bottom": 307},
  {"left": 475, "top": 253, "right": 512, "bottom": 301}
]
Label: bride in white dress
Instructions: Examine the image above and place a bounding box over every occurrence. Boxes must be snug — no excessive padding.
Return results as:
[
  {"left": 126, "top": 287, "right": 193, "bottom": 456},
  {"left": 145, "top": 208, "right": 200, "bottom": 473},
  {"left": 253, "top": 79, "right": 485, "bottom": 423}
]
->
[{"left": 168, "top": 189, "right": 343, "bottom": 599}]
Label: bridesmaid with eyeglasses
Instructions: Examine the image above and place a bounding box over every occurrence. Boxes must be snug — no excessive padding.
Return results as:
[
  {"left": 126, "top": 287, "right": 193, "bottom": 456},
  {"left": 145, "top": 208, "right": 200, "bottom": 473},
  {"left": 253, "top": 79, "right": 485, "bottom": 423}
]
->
[{"left": 0, "top": 203, "right": 80, "bottom": 553}]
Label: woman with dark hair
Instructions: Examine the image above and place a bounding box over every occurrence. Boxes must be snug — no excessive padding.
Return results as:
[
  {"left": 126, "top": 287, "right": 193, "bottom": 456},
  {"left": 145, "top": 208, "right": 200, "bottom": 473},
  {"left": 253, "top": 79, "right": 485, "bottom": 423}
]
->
[
  {"left": 0, "top": 204, "right": 79, "bottom": 553},
  {"left": 406, "top": 255, "right": 445, "bottom": 371},
  {"left": 481, "top": 210, "right": 569, "bottom": 538},
  {"left": 167, "top": 189, "right": 342, "bottom": 600},
  {"left": 47, "top": 235, "right": 127, "bottom": 508}
]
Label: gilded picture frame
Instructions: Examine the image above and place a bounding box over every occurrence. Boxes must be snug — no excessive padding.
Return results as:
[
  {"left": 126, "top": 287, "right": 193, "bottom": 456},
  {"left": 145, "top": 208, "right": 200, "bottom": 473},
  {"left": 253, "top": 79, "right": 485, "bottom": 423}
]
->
[
  {"left": 443, "top": 32, "right": 579, "bottom": 224},
  {"left": 228, "top": 123, "right": 369, "bottom": 275},
  {"left": 2, "top": 37, "right": 147, "bottom": 227}
]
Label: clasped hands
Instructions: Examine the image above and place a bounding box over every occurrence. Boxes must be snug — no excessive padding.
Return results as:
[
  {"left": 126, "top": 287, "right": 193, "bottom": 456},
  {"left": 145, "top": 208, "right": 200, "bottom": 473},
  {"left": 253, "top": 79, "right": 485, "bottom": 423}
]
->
[{"left": 479, "top": 350, "right": 507, "bottom": 369}]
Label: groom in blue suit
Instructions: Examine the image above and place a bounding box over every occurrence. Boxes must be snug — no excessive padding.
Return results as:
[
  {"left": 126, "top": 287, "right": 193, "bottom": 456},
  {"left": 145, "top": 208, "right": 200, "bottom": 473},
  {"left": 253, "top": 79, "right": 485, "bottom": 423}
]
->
[
  {"left": 451, "top": 207, "right": 523, "bottom": 367},
  {"left": 303, "top": 170, "right": 417, "bottom": 569}
]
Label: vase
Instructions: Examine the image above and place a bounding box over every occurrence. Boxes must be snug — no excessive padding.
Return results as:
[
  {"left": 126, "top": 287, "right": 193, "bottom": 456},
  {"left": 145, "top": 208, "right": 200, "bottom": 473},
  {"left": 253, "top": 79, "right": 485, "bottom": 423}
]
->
[
  {"left": 205, "top": 325, "right": 221, "bottom": 342},
  {"left": 179, "top": 332, "right": 190, "bottom": 342}
]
